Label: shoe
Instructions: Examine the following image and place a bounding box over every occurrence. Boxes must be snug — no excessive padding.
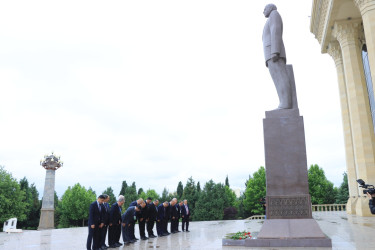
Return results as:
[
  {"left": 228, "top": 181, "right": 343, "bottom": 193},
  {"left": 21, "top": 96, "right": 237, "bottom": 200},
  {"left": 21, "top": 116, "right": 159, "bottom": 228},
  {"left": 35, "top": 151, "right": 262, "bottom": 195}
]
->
[
  {"left": 149, "top": 235, "right": 156, "bottom": 238},
  {"left": 186, "top": 230, "right": 190, "bottom": 232},
  {"left": 141, "top": 236, "right": 148, "bottom": 240},
  {"left": 129, "top": 240, "right": 136, "bottom": 243},
  {"left": 135, "top": 237, "right": 139, "bottom": 240},
  {"left": 108, "top": 245, "right": 116, "bottom": 249},
  {"left": 162, "top": 233, "right": 168, "bottom": 236},
  {"left": 158, "top": 234, "right": 163, "bottom": 237},
  {"left": 116, "top": 242, "right": 123, "bottom": 246},
  {"left": 102, "top": 245, "right": 109, "bottom": 249}
]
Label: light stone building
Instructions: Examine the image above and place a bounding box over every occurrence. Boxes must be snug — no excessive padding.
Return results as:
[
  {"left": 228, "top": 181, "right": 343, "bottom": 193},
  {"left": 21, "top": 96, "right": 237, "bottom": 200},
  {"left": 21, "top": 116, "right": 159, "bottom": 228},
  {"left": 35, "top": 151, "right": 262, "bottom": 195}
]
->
[{"left": 310, "top": 0, "right": 375, "bottom": 216}]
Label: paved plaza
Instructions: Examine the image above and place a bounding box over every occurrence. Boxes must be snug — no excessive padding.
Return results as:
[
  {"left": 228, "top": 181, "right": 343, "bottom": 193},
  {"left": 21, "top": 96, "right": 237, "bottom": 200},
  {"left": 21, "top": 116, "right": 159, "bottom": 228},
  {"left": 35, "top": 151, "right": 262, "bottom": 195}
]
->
[{"left": 1, "top": 212, "right": 375, "bottom": 250}]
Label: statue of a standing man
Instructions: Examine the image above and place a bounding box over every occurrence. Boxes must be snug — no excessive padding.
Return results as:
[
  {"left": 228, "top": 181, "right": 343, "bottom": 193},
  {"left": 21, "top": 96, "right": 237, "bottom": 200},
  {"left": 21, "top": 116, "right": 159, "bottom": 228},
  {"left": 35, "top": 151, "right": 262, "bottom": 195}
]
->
[{"left": 263, "top": 4, "right": 292, "bottom": 109}]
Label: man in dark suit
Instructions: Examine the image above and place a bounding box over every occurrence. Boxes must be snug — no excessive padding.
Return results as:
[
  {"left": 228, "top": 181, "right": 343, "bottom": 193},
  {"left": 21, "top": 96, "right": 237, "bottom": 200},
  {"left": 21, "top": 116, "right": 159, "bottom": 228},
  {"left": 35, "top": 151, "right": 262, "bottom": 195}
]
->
[
  {"left": 170, "top": 198, "right": 179, "bottom": 233},
  {"left": 156, "top": 202, "right": 167, "bottom": 236},
  {"left": 181, "top": 199, "right": 190, "bottom": 232},
  {"left": 108, "top": 195, "right": 124, "bottom": 248},
  {"left": 100, "top": 195, "right": 110, "bottom": 249},
  {"left": 177, "top": 200, "right": 183, "bottom": 232},
  {"left": 121, "top": 205, "right": 140, "bottom": 244},
  {"left": 162, "top": 201, "right": 170, "bottom": 236},
  {"left": 147, "top": 199, "right": 158, "bottom": 238},
  {"left": 137, "top": 201, "right": 148, "bottom": 240},
  {"left": 87, "top": 195, "right": 105, "bottom": 250}
]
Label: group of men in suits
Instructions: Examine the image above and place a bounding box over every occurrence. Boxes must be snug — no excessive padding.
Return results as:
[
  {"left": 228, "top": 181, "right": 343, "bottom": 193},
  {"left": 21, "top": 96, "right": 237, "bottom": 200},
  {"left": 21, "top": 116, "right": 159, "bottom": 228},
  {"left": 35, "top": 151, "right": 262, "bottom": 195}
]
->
[{"left": 87, "top": 195, "right": 191, "bottom": 250}]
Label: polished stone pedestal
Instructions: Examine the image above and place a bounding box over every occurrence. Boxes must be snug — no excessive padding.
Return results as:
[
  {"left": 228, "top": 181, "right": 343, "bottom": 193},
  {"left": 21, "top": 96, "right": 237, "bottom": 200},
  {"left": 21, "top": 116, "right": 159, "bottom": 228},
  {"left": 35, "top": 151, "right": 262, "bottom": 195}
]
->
[{"left": 246, "top": 109, "right": 331, "bottom": 247}]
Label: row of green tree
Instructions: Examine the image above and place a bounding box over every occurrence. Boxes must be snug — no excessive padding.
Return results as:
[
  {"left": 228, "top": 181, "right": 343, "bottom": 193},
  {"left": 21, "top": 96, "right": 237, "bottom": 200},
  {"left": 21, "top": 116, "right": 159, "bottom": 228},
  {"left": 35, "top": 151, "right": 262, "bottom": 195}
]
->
[{"left": 0, "top": 164, "right": 348, "bottom": 230}]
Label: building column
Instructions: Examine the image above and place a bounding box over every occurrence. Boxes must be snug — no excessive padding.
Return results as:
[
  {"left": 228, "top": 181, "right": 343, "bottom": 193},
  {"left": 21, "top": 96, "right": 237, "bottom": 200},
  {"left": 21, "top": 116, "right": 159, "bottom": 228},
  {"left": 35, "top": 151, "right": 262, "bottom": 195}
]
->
[
  {"left": 327, "top": 41, "right": 358, "bottom": 214},
  {"left": 355, "top": 0, "right": 375, "bottom": 89},
  {"left": 334, "top": 19, "right": 375, "bottom": 216}
]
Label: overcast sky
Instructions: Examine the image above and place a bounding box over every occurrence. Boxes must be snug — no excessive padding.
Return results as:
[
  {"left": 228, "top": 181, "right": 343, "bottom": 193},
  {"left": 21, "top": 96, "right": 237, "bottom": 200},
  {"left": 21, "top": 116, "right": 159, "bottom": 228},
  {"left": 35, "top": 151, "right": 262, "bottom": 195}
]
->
[{"left": 0, "top": 0, "right": 345, "bottom": 198}]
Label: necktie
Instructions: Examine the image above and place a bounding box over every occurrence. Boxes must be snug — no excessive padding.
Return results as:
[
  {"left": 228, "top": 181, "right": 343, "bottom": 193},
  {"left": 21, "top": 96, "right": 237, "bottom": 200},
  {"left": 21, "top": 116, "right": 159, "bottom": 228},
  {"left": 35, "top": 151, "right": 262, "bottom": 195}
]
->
[
  {"left": 98, "top": 202, "right": 101, "bottom": 212},
  {"left": 186, "top": 205, "right": 188, "bottom": 214}
]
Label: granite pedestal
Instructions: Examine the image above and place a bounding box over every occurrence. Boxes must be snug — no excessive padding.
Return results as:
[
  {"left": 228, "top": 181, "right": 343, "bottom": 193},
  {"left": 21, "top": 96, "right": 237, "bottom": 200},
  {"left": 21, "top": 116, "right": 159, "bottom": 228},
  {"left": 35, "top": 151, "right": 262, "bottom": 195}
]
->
[{"left": 245, "top": 109, "right": 331, "bottom": 247}]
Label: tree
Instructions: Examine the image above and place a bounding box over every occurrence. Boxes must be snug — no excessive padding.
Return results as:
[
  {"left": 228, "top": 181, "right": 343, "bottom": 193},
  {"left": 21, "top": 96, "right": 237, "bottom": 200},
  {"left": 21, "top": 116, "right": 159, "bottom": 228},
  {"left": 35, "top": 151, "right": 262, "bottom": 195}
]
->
[
  {"left": 161, "top": 187, "right": 169, "bottom": 202},
  {"left": 103, "top": 187, "right": 116, "bottom": 206},
  {"left": 18, "top": 177, "right": 40, "bottom": 229},
  {"left": 123, "top": 182, "right": 138, "bottom": 208},
  {"left": 0, "top": 166, "right": 27, "bottom": 229},
  {"left": 197, "top": 182, "right": 201, "bottom": 193},
  {"left": 243, "top": 166, "right": 266, "bottom": 215},
  {"left": 177, "top": 181, "right": 184, "bottom": 199},
  {"left": 308, "top": 164, "right": 336, "bottom": 204},
  {"left": 138, "top": 188, "right": 144, "bottom": 195},
  {"left": 119, "top": 180, "right": 128, "bottom": 196},
  {"left": 194, "top": 180, "right": 233, "bottom": 221},
  {"left": 225, "top": 175, "right": 230, "bottom": 187},
  {"left": 335, "top": 172, "right": 349, "bottom": 204},
  {"left": 183, "top": 177, "right": 199, "bottom": 218},
  {"left": 60, "top": 183, "right": 96, "bottom": 227},
  {"left": 145, "top": 189, "right": 160, "bottom": 201}
]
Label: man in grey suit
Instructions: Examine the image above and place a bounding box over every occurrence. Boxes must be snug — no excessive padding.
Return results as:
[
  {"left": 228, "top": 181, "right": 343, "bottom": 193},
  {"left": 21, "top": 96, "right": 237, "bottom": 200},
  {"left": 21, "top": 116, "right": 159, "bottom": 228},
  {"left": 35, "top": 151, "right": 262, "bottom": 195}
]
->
[{"left": 262, "top": 3, "right": 292, "bottom": 110}]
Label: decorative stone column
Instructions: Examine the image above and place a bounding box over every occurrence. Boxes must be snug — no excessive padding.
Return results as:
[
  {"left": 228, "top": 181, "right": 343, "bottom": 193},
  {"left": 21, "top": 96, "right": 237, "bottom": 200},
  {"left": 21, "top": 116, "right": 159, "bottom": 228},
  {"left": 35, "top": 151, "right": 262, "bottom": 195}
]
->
[
  {"left": 38, "top": 153, "right": 63, "bottom": 230},
  {"left": 327, "top": 41, "right": 358, "bottom": 214},
  {"left": 334, "top": 19, "right": 375, "bottom": 216},
  {"left": 355, "top": 0, "right": 375, "bottom": 94}
]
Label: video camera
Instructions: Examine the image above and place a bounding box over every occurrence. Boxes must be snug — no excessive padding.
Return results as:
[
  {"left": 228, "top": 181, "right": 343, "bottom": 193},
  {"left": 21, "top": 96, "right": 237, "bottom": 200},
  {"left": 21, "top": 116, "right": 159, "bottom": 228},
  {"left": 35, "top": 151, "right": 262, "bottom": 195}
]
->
[{"left": 357, "top": 179, "right": 375, "bottom": 195}]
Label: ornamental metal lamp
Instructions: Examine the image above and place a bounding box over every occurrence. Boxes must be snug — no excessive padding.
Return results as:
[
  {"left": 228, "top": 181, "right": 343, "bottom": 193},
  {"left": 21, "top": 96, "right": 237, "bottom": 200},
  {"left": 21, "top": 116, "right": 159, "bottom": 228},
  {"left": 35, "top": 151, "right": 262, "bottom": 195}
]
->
[{"left": 38, "top": 152, "right": 63, "bottom": 230}]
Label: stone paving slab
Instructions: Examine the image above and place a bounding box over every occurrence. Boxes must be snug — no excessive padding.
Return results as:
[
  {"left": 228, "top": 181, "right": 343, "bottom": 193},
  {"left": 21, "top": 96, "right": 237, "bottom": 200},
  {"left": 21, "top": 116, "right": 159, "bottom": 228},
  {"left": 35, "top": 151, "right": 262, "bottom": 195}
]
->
[{"left": 1, "top": 212, "right": 375, "bottom": 249}]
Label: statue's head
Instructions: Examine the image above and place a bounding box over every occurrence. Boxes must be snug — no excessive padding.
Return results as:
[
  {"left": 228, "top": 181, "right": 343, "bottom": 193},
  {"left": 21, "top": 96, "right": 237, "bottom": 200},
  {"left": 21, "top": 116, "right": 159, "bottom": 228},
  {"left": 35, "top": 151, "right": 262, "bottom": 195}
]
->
[{"left": 263, "top": 4, "right": 277, "bottom": 18}]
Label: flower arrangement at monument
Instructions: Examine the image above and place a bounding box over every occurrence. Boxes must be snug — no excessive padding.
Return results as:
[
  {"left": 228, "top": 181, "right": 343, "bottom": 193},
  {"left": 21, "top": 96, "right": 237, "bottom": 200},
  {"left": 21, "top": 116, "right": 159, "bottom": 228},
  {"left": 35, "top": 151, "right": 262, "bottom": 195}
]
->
[{"left": 228, "top": 231, "right": 252, "bottom": 240}]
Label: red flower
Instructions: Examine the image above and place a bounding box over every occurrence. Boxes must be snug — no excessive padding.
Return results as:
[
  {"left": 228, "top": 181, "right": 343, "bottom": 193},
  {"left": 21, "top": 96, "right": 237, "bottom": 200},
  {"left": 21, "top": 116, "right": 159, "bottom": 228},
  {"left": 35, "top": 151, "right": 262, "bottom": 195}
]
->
[{"left": 239, "top": 237, "right": 242, "bottom": 240}]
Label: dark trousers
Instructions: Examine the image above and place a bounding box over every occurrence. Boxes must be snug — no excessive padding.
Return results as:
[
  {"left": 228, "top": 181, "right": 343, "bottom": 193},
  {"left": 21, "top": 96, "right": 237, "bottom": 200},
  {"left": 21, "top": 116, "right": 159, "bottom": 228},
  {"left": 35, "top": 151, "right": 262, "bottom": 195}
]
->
[
  {"left": 87, "top": 226, "right": 101, "bottom": 250},
  {"left": 162, "top": 219, "right": 169, "bottom": 234},
  {"left": 156, "top": 220, "right": 163, "bottom": 236},
  {"left": 122, "top": 224, "right": 131, "bottom": 243},
  {"left": 182, "top": 216, "right": 189, "bottom": 231},
  {"left": 147, "top": 220, "right": 155, "bottom": 236},
  {"left": 108, "top": 224, "right": 121, "bottom": 246},
  {"left": 139, "top": 220, "right": 146, "bottom": 238},
  {"left": 171, "top": 217, "right": 179, "bottom": 232},
  {"left": 100, "top": 225, "right": 108, "bottom": 246},
  {"left": 130, "top": 223, "right": 135, "bottom": 240}
]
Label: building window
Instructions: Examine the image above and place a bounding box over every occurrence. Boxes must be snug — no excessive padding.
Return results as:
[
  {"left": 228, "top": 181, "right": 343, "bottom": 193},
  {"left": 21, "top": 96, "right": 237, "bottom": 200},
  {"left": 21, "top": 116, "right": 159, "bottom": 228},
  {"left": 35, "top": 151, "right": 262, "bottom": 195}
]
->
[{"left": 362, "top": 44, "right": 375, "bottom": 133}]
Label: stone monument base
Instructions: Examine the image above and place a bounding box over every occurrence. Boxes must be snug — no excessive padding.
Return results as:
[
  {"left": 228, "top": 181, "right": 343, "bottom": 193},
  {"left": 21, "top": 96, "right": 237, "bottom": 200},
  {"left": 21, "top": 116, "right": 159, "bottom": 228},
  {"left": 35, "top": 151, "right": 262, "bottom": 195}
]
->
[
  {"left": 222, "top": 219, "right": 332, "bottom": 248},
  {"left": 38, "top": 208, "right": 54, "bottom": 230},
  {"left": 246, "top": 219, "right": 332, "bottom": 247}
]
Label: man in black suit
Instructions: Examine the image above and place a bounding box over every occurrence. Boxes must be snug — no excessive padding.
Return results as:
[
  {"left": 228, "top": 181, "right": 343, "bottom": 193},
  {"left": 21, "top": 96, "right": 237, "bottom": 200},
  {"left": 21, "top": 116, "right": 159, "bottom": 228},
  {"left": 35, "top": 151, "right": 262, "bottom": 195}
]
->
[
  {"left": 181, "top": 199, "right": 190, "bottom": 232},
  {"left": 100, "top": 195, "right": 110, "bottom": 249},
  {"left": 147, "top": 199, "right": 158, "bottom": 238},
  {"left": 177, "top": 200, "right": 183, "bottom": 232},
  {"left": 162, "top": 201, "right": 170, "bottom": 236},
  {"left": 170, "top": 198, "right": 179, "bottom": 233},
  {"left": 137, "top": 201, "right": 148, "bottom": 240},
  {"left": 87, "top": 195, "right": 105, "bottom": 250},
  {"left": 156, "top": 202, "right": 164, "bottom": 237},
  {"left": 108, "top": 195, "right": 124, "bottom": 248},
  {"left": 121, "top": 205, "right": 140, "bottom": 244}
]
